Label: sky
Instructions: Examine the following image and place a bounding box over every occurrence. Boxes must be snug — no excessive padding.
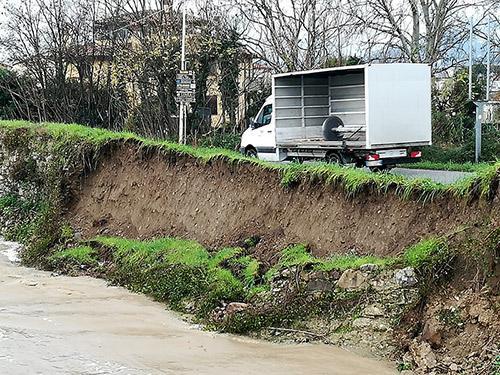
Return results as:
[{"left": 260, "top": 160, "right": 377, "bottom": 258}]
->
[{"left": 0, "top": 0, "right": 497, "bottom": 67}]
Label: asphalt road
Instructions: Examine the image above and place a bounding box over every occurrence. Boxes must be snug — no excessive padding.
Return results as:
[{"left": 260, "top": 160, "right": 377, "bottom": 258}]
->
[{"left": 392, "top": 168, "right": 473, "bottom": 184}]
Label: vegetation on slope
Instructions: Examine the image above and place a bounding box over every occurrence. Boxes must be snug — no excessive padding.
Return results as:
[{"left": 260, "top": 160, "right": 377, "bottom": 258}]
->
[{"left": 43, "top": 234, "right": 454, "bottom": 332}]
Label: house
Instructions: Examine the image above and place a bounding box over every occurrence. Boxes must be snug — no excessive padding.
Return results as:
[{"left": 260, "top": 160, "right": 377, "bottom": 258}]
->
[{"left": 67, "top": 10, "right": 269, "bottom": 130}]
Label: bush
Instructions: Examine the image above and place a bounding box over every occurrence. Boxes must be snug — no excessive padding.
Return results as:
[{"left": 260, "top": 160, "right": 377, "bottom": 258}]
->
[
  {"left": 423, "top": 124, "right": 499, "bottom": 163},
  {"left": 196, "top": 130, "right": 241, "bottom": 151}
]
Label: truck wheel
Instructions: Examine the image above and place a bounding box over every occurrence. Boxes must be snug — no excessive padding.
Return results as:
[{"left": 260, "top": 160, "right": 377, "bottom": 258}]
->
[
  {"left": 325, "top": 152, "right": 344, "bottom": 165},
  {"left": 245, "top": 147, "right": 258, "bottom": 158}
]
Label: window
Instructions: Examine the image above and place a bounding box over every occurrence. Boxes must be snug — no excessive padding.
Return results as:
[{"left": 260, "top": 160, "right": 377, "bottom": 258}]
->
[
  {"left": 208, "top": 95, "right": 218, "bottom": 115},
  {"left": 255, "top": 104, "right": 272, "bottom": 127}
]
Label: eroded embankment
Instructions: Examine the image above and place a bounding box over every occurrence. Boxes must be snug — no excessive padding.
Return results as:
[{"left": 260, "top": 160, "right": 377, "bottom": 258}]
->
[
  {"left": 0, "top": 122, "right": 499, "bottom": 374},
  {"left": 68, "top": 145, "right": 498, "bottom": 260}
]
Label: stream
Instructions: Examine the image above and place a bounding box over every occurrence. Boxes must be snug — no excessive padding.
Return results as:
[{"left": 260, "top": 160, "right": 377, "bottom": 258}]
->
[{"left": 0, "top": 240, "right": 397, "bottom": 375}]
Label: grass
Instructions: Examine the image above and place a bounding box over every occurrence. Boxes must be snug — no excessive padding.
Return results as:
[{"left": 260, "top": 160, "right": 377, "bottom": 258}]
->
[
  {"left": 49, "top": 246, "right": 98, "bottom": 267},
  {"left": 0, "top": 120, "right": 498, "bottom": 201},
  {"left": 93, "top": 236, "right": 210, "bottom": 266},
  {"left": 316, "top": 254, "right": 397, "bottom": 271},
  {"left": 89, "top": 236, "right": 247, "bottom": 311},
  {"left": 404, "top": 237, "right": 446, "bottom": 268},
  {"left": 265, "top": 239, "right": 451, "bottom": 281}
]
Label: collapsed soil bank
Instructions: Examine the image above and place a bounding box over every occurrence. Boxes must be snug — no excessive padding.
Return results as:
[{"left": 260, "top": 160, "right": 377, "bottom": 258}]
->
[{"left": 68, "top": 146, "right": 498, "bottom": 260}]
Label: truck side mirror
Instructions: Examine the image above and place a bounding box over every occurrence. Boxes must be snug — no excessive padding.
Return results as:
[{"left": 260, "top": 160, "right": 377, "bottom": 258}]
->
[{"left": 249, "top": 117, "right": 256, "bottom": 129}]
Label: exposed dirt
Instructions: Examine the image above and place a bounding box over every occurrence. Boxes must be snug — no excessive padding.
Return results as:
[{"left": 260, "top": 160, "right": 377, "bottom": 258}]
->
[{"left": 67, "top": 145, "right": 498, "bottom": 263}]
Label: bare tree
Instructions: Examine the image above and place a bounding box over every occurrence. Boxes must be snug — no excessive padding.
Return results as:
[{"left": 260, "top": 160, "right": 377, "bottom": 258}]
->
[
  {"left": 348, "top": 0, "right": 494, "bottom": 71},
  {"left": 231, "top": 0, "right": 350, "bottom": 72}
]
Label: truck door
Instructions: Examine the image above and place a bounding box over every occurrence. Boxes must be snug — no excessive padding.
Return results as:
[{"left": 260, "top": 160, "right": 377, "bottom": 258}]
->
[{"left": 253, "top": 103, "right": 277, "bottom": 160}]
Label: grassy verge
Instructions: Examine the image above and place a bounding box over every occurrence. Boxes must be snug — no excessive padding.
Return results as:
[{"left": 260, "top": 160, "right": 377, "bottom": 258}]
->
[{"left": 0, "top": 120, "right": 498, "bottom": 201}]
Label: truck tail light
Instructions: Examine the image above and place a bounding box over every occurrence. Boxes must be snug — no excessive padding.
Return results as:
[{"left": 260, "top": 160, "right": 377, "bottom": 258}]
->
[
  {"left": 366, "top": 153, "right": 380, "bottom": 161},
  {"left": 410, "top": 151, "right": 422, "bottom": 158}
]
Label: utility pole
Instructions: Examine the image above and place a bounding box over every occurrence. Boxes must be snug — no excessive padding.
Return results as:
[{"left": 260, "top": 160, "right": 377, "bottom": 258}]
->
[
  {"left": 468, "top": 16, "right": 473, "bottom": 101},
  {"left": 178, "top": 6, "right": 187, "bottom": 145}
]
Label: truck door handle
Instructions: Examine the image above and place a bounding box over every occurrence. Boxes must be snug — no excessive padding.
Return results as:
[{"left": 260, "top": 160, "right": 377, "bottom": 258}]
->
[{"left": 267, "top": 130, "right": 272, "bottom": 133}]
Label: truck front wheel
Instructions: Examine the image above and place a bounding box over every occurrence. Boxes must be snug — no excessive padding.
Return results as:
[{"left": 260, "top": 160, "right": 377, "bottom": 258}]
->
[{"left": 245, "top": 147, "right": 258, "bottom": 158}]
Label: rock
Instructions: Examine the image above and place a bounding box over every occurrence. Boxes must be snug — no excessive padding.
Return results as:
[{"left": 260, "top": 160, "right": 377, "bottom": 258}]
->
[
  {"left": 225, "top": 302, "right": 249, "bottom": 315},
  {"left": 360, "top": 263, "right": 378, "bottom": 273},
  {"left": 421, "top": 318, "right": 442, "bottom": 348},
  {"left": 394, "top": 267, "right": 418, "bottom": 288},
  {"left": 306, "top": 279, "right": 335, "bottom": 292},
  {"left": 410, "top": 341, "right": 437, "bottom": 370},
  {"left": 400, "top": 371, "right": 414, "bottom": 375},
  {"left": 469, "top": 302, "right": 495, "bottom": 325},
  {"left": 363, "top": 304, "right": 384, "bottom": 317},
  {"left": 352, "top": 317, "right": 373, "bottom": 329},
  {"left": 74, "top": 231, "right": 83, "bottom": 241},
  {"left": 337, "top": 269, "right": 367, "bottom": 290},
  {"left": 449, "top": 363, "right": 459, "bottom": 372}
]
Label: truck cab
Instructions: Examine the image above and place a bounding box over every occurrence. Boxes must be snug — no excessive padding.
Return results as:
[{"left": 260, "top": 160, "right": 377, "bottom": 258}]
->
[{"left": 240, "top": 96, "right": 279, "bottom": 161}]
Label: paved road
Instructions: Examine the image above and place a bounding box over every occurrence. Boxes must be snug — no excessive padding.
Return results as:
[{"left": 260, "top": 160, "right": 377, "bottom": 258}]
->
[
  {"left": 392, "top": 168, "right": 473, "bottom": 184},
  {"left": 0, "top": 241, "right": 397, "bottom": 375}
]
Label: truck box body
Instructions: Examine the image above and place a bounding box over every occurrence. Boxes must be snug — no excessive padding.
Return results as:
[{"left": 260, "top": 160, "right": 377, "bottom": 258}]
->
[{"left": 273, "top": 64, "right": 432, "bottom": 150}]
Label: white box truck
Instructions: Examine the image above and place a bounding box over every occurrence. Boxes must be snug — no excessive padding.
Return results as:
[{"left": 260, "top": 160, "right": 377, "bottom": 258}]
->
[{"left": 240, "top": 63, "right": 432, "bottom": 170}]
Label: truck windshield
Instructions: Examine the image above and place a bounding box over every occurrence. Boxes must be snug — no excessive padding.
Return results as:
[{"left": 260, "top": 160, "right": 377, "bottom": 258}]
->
[{"left": 255, "top": 104, "right": 273, "bottom": 127}]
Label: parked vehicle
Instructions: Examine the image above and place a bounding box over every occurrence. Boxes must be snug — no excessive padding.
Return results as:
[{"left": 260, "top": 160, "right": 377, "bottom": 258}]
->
[{"left": 240, "top": 63, "right": 431, "bottom": 170}]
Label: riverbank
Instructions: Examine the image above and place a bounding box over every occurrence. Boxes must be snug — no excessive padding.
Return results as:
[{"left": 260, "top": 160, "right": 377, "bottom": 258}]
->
[{"left": 0, "top": 240, "right": 397, "bottom": 375}]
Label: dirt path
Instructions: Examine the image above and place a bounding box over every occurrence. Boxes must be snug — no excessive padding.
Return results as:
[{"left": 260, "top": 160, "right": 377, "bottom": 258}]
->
[{"left": 0, "top": 241, "right": 397, "bottom": 375}]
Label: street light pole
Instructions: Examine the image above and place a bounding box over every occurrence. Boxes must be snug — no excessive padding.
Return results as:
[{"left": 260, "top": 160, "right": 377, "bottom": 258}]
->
[
  {"left": 486, "top": 15, "right": 491, "bottom": 102},
  {"left": 468, "top": 16, "right": 473, "bottom": 101}
]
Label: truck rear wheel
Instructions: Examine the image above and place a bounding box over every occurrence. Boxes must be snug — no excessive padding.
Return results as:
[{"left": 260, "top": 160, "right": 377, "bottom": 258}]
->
[{"left": 325, "top": 152, "right": 345, "bottom": 165}]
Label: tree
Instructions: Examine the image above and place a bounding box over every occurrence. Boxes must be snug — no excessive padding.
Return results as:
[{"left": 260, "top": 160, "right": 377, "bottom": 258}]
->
[
  {"left": 348, "top": 0, "right": 493, "bottom": 70},
  {"left": 433, "top": 65, "right": 486, "bottom": 144},
  {"left": 231, "top": 0, "right": 350, "bottom": 72}
]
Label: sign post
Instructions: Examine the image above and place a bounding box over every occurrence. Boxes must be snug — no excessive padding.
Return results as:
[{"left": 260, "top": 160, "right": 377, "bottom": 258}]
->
[
  {"left": 176, "top": 7, "right": 197, "bottom": 145},
  {"left": 176, "top": 70, "right": 196, "bottom": 145},
  {"left": 473, "top": 101, "right": 485, "bottom": 163}
]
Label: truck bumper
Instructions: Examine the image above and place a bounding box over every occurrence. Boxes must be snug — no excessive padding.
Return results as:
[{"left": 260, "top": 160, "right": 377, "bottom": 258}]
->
[{"left": 365, "top": 157, "right": 419, "bottom": 167}]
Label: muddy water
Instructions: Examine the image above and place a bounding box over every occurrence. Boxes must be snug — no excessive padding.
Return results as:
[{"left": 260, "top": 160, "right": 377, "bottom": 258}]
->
[{"left": 0, "top": 242, "right": 396, "bottom": 375}]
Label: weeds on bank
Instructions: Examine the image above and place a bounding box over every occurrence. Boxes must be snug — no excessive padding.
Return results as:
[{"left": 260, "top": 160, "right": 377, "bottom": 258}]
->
[{"left": 0, "top": 120, "right": 498, "bottom": 201}]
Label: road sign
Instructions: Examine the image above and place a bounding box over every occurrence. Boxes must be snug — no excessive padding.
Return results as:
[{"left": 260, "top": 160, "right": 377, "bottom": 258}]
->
[
  {"left": 176, "top": 92, "right": 196, "bottom": 103},
  {"left": 176, "top": 70, "right": 196, "bottom": 104}
]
